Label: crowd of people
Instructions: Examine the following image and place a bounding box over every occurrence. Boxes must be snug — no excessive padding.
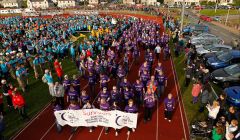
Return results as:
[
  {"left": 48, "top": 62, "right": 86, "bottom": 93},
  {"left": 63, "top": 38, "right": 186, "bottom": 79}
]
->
[
  {"left": 170, "top": 23, "right": 239, "bottom": 139},
  {"left": 0, "top": 14, "right": 176, "bottom": 137},
  {"left": 0, "top": 6, "right": 238, "bottom": 139}
]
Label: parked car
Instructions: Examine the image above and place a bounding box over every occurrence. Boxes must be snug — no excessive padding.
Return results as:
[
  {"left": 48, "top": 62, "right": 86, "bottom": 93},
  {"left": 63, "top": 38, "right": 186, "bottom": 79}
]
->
[
  {"left": 213, "top": 16, "right": 221, "bottom": 21},
  {"left": 211, "top": 64, "right": 240, "bottom": 86},
  {"left": 203, "top": 50, "right": 225, "bottom": 62},
  {"left": 191, "top": 36, "right": 224, "bottom": 48},
  {"left": 224, "top": 86, "right": 240, "bottom": 107},
  {"left": 206, "top": 50, "right": 240, "bottom": 69},
  {"left": 200, "top": 15, "right": 212, "bottom": 22},
  {"left": 196, "top": 44, "right": 232, "bottom": 56}
]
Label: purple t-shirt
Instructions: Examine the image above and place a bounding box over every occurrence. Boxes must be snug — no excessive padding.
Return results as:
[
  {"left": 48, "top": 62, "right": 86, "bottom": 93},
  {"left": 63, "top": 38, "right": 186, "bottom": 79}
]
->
[
  {"left": 123, "top": 90, "right": 134, "bottom": 100},
  {"left": 100, "top": 102, "right": 110, "bottom": 111},
  {"left": 144, "top": 94, "right": 155, "bottom": 108},
  {"left": 156, "top": 75, "right": 167, "bottom": 85},
  {"left": 100, "top": 75, "right": 109, "bottom": 87},
  {"left": 80, "top": 95, "right": 90, "bottom": 104},
  {"left": 63, "top": 79, "right": 71, "bottom": 91},
  {"left": 117, "top": 68, "right": 125, "bottom": 78},
  {"left": 68, "top": 90, "right": 79, "bottom": 101},
  {"left": 140, "top": 73, "right": 150, "bottom": 83},
  {"left": 124, "top": 105, "right": 138, "bottom": 113},
  {"left": 68, "top": 104, "right": 81, "bottom": 110},
  {"left": 133, "top": 82, "right": 144, "bottom": 93},
  {"left": 164, "top": 98, "right": 175, "bottom": 111},
  {"left": 99, "top": 91, "right": 110, "bottom": 101}
]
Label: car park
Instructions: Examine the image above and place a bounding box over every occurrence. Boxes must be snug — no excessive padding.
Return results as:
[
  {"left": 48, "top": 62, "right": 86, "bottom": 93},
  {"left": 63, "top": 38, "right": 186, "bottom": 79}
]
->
[
  {"left": 196, "top": 44, "right": 232, "bottom": 56},
  {"left": 224, "top": 86, "right": 240, "bottom": 107},
  {"left": 206, "top": 50, "right": 240, "bottom": 69},
  {"left": 210, "top": 64, "right": 240, "bottom": 86}
]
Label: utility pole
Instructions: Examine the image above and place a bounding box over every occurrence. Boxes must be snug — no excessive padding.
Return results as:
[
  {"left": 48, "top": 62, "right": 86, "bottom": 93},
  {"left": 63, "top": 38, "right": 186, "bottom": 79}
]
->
[
  {"left": 180, "top": 0, "right": 186, "bottom": 32},
  {"left": 84, "top": 0, "right": 86, "bottom": 10},
  {"left": 214, "top": 0, "right": 218, "bottom": 13},
  {"left": 225, "top": 8, "right": 230, "bottom": 25}
]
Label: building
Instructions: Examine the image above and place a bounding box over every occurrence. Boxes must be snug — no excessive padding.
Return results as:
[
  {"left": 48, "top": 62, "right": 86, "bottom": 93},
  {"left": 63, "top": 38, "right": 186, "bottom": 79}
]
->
[
  {"left": 141, "top": 0, "right": 157, "bottom": 5},
  {"left": 89, "top": 0, "right": 99, "bottom": 4},
  {"left": 27, "top": 0, "right": 49, "bottom": 9},
  {"left": 123, "top": 0, "right": 135, "bottom": 4},
  {"left": 207, "top": 0, "right": 233, "bottom": 5},
  {"left": 164, "top": 0, "right": 200, "bottom": 6},
  {"left": 57, "top": 0, "right": 76, "bottom": 8},
  {"left": 1, "top": 0, "right": 20, "bottom": 8}
]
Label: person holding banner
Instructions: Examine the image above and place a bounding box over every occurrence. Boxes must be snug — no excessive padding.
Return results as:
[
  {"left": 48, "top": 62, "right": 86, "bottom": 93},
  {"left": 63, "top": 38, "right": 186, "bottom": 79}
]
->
[
  {"left": 111, "top": 101, "right": 121, "bottom": 136},
  {"left": 82, "top": 101, "right": 95, "bottom": 133},
  {"left": 99, "top": 98, "right": 110, "bottom": 134},
  {"left": 67, "top": 85, "right": 79, "bottom": 104},
  {"left": 54, "top": 104, "right": 63, "bottom": 133},
  {"left": 143, "top": 89, "right": 156, "bottom": 123},
  {"left": 68, "top": 100, "right": 81, "bottom": 133},
  {"left": 80, "top": 90, "right": 90, "bottom": 107},
  {"left": 124, "top": 99, "right": 138, "bottom": 135},
  {"left": 98, "top": 87, "right": 110, "bottom": 103}
]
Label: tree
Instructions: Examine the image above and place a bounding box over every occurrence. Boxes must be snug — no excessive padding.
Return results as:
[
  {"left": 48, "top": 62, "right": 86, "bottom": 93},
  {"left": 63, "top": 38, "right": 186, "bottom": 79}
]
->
[{"left": 157, "top": 0, "right": 164, "bottom": 4}]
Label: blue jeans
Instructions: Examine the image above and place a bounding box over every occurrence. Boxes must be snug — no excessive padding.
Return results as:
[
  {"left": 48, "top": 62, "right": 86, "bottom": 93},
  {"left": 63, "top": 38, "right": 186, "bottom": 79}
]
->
[{"left": 193, "top": 96, "right": 198, "bottom": 104}]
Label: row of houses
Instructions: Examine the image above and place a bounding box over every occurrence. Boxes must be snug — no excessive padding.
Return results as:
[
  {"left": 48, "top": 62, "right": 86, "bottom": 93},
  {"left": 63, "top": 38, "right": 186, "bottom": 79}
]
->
[{"left": 0, "top": 0, "right": 234, "bottom": 9}]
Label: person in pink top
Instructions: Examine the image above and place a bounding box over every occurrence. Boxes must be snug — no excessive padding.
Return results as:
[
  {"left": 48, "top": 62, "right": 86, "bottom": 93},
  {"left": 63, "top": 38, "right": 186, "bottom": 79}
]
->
[{"left": 192, "top": 80, "right": 202, "bottom": 104}]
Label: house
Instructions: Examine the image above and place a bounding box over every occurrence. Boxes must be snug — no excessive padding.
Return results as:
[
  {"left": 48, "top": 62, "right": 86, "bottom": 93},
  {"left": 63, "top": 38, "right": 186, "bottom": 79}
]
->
[
  {"left": 27, "top": 0, "right": 49, "bottom": 9},
  {"left": 141, "top": 0, "right": 157, "bottom": 5},
  {"left": 207, "top": 0, "right": 233, "bottom": 5},
  {"left": 88, "top": 0, "right": 99, "bottom": 4},
  {"left": 1, "top": 0, "right": 20, "bottom": 8},
  {"left": 164, "top": 0, "right": 200, "bottom": 6},
  {"left": 57, "top": 0, "right": 76, "bottom": 8},
  {"left": 123, "top": 0, "right": 135, "bottom": 4}
]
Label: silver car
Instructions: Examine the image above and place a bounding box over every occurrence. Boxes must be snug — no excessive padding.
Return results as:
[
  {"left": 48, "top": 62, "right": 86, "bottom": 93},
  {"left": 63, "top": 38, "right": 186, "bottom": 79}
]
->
[{"left": 196, "top": 44, "right": 232, "bottom": 56}]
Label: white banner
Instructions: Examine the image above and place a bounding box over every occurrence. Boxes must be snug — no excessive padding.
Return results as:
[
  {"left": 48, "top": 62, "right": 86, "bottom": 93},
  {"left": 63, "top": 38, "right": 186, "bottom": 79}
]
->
[{"left": 54, "top": 109, "right": 138, "bottom": 129}]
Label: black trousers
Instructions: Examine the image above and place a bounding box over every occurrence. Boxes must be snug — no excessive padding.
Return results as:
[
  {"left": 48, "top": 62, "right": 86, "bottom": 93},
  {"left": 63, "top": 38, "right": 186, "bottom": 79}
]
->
[
  {"left": 144, "top": 107, "right": 153, "bottom": 120},
  {"left": 164, "top": 110, "right": 173, "bottom": 120},
  {"left": 185, "top": 77, "right": 191, "bottom": 87},
  {"left": 6, "top": 96, "right": 13, "bottom": 107},
  {"left": 18, "top": 106, "right": 28, "bottom": 119},
  {"left": 89, "top": 84, "right": 95, "bottom": 99},
  {"left": 55, "top": 97, "right": 64, "bottom": 108}
]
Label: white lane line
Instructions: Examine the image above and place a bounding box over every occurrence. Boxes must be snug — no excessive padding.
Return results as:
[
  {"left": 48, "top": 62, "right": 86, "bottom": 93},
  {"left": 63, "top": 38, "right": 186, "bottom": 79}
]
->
[
  {"left": 170, "top": 56, "right": 187, "bottom": 140},
  {"left": 98, "top": 127, "right": 104, "bottom": 140},
  {"left": 156, "top": 100, "right": 159, "bottom": 140},
  {"left": 65, "top": 83, "right": 89, "bottom": 140},
  {"left": 40, "top": 122, "right": 56, "bottom": 140},
  {"left": 170, "top": 57, "right": 191, "bottom": 138},
  {"left": 12, "top": 102, "right": 52, "bottom": 140},
  {"left": 127, "top": 132, "right": 130, "bottom": 140}
]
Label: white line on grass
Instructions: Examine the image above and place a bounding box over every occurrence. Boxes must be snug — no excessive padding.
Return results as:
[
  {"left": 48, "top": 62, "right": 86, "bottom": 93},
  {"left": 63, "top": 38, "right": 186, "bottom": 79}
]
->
[
  {"left": 170, "top": 56, "right": 187, "bottom": 140},
  {"left": 12, "top": 102, "right": 52, "bottom": 140}
]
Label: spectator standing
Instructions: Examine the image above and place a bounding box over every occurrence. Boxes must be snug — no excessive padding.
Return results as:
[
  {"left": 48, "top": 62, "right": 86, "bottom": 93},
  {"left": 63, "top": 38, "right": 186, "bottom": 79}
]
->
[
  {"left": 12, "top": 90, "right": 29, "bottom": 120},
  {"left": 191, "top": 80, "right": 202, "bottom": 104},
  {"left": 1, "top": 80, "right": 12, "bottom": 108},
  {"left": 53, "top": 82, "right": 64, "bottom": 108},
  {"left": 206, "top": 100, "right": 220, "bottom": 127},
  {"left": 42, "top": 69, "right": 54, "bottom": 97}
]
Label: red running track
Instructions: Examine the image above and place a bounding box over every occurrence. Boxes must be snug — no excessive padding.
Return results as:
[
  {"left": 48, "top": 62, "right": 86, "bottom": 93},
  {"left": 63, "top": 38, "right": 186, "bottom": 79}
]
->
[{"left": 11, "top": 13, "right": 190, "bottom": 140}]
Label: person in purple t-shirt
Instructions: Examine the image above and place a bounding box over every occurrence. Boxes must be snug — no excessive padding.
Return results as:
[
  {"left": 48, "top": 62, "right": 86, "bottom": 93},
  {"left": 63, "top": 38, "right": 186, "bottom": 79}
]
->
[
  {"left": 124, "top": 99, "right": 138, "bottom": 135},
  {"left": 154, "top": 62, "right": 163, "bottom": 76},
  {"left": 140, "top": 70, "right": 150, "bottom": 89},
  {"left": 120, "top": 78, "right": 132, "bottom": 92},
  {"left": 156, "top": 70, "right": 167, "bottom": 99},
  {"left": 163, "top": 44, "right": 170, "bottom": 61},
  {"left": 99, "top": 73, "right": 110, "bottom": 89},
  {"left": 68, "top": 100, "right": 81, "bottom": 133},
  {"left": 63, "top": 75, "right": 71, "bottom": 94},
  {"left": 143, "top": 90, "right": 156, "bottom": 123},
  {"left": 67, "top": 85, "right": 79, "bottom": 103},
  {"left": 72, "top": 75, "right": 80, "bottom": 94},
  {"left": 79, "top": 90, "right": 90, "bottom": 107},
  {"left": 164, "top": 93, "right": 175, "bottom": 122},
  {"left": 116, "top": 65, "right": 125, "bottom": 89},
  {"left": 123, "top": 87, "right": 134, "bottom": 105},
  {"left": 88, "top": 72, "right": 97, "bottom": 98},
  {"left": 98, "top": 87, "right": 110, "bottom": 103},
  {"left": 110, "top": 86, "right": 121, "bottom": 104},
  {"left": 99, "top": 98, "right": 110, "bottom": 134},
  {"left": 133, "top": 79, "right": 145, "bottom": 107},
  {"left": 111, "top": 101, "right": 121, "bottom": 136}
]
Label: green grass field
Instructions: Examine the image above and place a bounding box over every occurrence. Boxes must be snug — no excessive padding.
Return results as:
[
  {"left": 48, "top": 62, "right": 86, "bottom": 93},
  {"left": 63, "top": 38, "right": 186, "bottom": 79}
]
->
[
  {"left": 2, "top": 33, "right": 87, "bottom": 139},
  {"left": 200, "top": 9, "right": 240, "bottom": 16}
]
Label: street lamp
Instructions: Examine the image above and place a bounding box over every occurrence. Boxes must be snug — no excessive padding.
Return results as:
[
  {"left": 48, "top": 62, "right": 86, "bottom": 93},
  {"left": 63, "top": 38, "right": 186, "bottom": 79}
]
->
[
  {"left": 180, "top": 0, "right": 186, "bottom": 32},
  {"left": 225, "top": 7, "right": 230, "bottom": 25}
]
